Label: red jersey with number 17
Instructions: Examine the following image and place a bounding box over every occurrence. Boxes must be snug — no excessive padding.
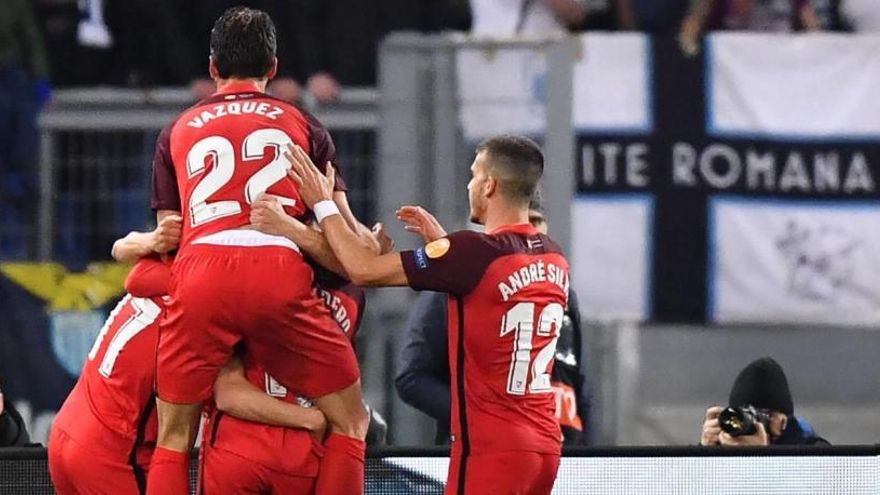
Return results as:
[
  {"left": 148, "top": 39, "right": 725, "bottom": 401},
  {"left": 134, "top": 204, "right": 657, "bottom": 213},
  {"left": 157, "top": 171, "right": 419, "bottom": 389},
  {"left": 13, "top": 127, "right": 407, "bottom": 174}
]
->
[
  {"left": 150, "top": 81, "right": 346, "bottom": 250},
  {"left": 401, "top": 224, "right": 570, "bottom": 457},
  {"left": 52, "top": 257, "right": 171, "bottom": 470}
]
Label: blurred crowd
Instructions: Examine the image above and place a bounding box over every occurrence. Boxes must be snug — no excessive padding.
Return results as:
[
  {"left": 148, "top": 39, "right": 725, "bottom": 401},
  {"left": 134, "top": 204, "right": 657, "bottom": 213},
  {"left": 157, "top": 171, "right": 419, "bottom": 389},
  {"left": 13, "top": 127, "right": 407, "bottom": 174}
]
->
[{"left": 4, "top": 1, "right": 876, "bottom": 100}]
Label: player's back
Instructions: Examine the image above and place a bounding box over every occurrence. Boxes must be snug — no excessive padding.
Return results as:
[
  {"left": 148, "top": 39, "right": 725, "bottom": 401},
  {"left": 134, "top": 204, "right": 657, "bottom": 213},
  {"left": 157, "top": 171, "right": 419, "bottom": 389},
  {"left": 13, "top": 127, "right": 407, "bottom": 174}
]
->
[
  {"left": 152, "top": 82, "right": 335, "bottom": 250},
  {"left": 402, "top": 224, "right": 570, "bottom": 457},
  {"left": 53, "top": 258, "right": 169, "bottom": 463},
  {"left": 53, "top": 293, "right": 163, "bottom": 462}
]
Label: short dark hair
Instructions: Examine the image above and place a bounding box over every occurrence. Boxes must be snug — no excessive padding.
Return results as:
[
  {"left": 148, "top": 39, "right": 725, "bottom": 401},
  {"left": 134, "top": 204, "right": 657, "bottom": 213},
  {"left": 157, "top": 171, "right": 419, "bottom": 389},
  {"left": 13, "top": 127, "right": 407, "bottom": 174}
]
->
[
  {"left": 210, "top": 7, "right": 277, "bottom": 79},
  {"left": 476, "top": 135, "right": 544, "bottom": 205}
]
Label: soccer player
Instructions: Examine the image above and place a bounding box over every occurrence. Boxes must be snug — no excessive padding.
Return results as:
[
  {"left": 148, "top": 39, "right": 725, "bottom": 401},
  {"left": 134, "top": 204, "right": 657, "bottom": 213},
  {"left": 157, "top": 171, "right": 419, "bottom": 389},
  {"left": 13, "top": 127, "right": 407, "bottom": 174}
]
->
[
  {"left": 201, "top": 280, "right": 366, "bottom": 494},
  {"left": 48, "top": 256, "right": 165, "bottom": 495},
  {"left": 148, "top": 8, "right": 369, "bottom": 494},
  {"left": 281, "top": 135, "right": 569, "bottom": 494},
  {"left": 48, "top": 226, "right": 330, "bottom": 495}
]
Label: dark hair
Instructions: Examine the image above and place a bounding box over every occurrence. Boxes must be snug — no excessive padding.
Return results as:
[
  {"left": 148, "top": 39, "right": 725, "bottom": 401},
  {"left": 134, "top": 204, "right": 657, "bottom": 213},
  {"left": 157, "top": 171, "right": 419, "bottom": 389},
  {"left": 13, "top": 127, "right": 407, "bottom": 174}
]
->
[
  {"left": 476, "top": 135, "right": 544, "bottom": 205},
  {"left": 210, "top": 7, "right": 277, "bottom": 79}
]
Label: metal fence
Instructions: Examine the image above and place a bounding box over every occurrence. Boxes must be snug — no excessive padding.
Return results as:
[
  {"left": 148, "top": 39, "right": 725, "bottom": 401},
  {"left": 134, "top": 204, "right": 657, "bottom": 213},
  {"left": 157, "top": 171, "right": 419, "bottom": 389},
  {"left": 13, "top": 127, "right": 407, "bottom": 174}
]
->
[{"left": 5, "top": 88, "right": 378, "bottom": 263}]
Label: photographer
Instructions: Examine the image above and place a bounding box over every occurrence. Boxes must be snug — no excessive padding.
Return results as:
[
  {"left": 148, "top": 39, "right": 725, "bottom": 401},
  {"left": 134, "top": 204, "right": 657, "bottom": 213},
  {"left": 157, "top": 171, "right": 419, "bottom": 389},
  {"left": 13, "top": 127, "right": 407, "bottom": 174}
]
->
[{"left": 700, "top": 357, "right": 828, "bottom": 446}]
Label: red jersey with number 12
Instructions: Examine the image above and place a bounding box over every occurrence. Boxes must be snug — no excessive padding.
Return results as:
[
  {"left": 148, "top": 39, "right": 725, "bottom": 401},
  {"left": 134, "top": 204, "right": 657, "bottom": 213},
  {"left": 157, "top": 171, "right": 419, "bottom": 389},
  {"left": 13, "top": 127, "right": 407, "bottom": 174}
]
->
[
  {"left": 151, "top": 81, "right": 346, "bottom": 250},
  {"left": 401, "top": 224, "right": 570, "bottom": 457}
]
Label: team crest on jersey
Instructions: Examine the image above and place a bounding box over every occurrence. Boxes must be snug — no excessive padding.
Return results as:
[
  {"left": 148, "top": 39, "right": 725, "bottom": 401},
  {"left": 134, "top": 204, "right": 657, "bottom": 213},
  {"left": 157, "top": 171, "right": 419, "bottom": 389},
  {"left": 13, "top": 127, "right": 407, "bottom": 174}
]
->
[{"left": 425, "top": 238, "right": 450, "bottom": 259}]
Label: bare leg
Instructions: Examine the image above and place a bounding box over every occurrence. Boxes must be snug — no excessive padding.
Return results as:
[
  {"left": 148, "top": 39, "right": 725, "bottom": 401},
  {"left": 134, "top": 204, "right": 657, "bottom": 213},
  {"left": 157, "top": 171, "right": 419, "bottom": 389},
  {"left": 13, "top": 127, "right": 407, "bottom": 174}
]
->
[
  {"left": 145, "top": 399, "right": 202, "bottom": 495},
  {"left": 312, "top": 380, "right": 370, "bottom": 495}
]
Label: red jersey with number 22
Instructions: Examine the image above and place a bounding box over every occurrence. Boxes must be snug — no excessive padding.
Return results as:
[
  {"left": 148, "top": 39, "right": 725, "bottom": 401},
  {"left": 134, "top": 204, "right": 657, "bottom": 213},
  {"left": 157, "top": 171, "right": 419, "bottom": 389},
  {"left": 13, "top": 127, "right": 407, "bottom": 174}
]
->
[
  {"left": 401, "top": 224, "right": 570, "bottom": 457},
  {"left": 150, "top": 81, "right": 346, "bottom": 250}
]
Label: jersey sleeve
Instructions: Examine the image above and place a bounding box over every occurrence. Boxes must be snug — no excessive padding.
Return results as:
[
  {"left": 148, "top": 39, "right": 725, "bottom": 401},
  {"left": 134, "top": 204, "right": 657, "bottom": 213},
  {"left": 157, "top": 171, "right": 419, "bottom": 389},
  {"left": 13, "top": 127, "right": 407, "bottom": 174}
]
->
[
  {"left": 125, "top": 256, "right": 172, "bottom": 298},
  {"left": 150, "top": 122, "right": 181, "bottom": 212},
  {"left": 400, "top": 231, "right": 500, "bottom": 296},
  {"left": 305, "top": 110, "right": 347, "bottom": 192}
]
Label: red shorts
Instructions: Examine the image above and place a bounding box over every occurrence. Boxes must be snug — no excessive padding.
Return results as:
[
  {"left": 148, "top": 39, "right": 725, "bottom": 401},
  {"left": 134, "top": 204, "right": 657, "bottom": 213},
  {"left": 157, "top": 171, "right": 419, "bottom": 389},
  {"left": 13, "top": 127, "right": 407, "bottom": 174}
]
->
[
  {"left": 445, "top": 451, "right": 560, "bottom": 495},
  {"left": 49, "top": 427, "right": 146, "bottom": 495},
  {"left": 157, "top": 243, "right": 359, "bottom": 404},
  {"left": 199, "top": 438, "right": 318, "bottom": 495}
]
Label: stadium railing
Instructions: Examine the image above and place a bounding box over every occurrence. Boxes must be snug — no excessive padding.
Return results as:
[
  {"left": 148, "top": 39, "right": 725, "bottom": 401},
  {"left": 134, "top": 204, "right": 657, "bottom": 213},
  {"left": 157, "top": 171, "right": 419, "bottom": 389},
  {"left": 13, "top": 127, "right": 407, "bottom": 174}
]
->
[
  {"left": 2, "top": 445, "right": 877, "bottom": 494},
  {"left": 25, "top": 87, "right": 378, "bottom": 262}
]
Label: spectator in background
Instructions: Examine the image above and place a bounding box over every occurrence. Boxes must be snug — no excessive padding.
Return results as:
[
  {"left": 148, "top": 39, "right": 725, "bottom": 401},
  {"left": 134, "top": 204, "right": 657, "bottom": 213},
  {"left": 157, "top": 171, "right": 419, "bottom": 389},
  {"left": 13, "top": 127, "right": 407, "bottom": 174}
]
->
[
  {"left": 839, "top": 0, "right": 880, "bottom": 31},
  {"left": 631, "top": 0, "right": 691, "bottom": 33},
  {"left": 576, "top": 1, "right": 638, "bottom": 31},
  {"left": 296, "top": 0, "right": 472, "bottom": 102},
  {"left": 469, "top": 0, "right": 589, "bottom": 35},
  {"left": 700, "top": 357, "right": 829, "bottom": 446},
  {"left": 0, "top": 382, "right": 31, "bottom": 447},
  {"left": 395, "top": 202, "right": 593, "bottom": 445},
  {"left": 680, "top": 0, "right": 822, "bottom": 55},
  {"left": 0, "top": 0, "right": 51, "bottom": 254}
]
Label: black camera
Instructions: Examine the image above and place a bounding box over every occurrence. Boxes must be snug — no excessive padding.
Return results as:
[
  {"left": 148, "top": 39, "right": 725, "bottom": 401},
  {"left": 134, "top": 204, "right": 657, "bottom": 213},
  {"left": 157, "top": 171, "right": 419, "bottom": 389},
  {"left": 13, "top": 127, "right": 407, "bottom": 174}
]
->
[{"left": 718, "top": 405, "right": 771, "bottom": 437}]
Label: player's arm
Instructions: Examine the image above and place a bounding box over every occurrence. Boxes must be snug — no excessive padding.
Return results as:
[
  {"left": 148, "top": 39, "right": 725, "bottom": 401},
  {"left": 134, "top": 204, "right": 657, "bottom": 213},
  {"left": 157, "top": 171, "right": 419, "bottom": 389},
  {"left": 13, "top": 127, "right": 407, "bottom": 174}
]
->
[
  {"left": 213, "top": 357, "right": 326, "bottom": 433},
  {"left": 250, "top": 196, "right": 348, "bottom": 277},
  {"left": 111, "top": 214, "right": 182, "bottom": 262},
  {"left": 286, "top": 144, "right": 408, "bottom": 287}
]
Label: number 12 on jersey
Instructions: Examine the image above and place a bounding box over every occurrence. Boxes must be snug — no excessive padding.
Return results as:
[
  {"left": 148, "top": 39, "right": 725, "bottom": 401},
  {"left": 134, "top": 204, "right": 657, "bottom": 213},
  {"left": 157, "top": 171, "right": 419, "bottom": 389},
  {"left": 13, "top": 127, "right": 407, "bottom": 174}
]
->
[{"left": 501, "top": 302, "right": 564, "bottom": 396}]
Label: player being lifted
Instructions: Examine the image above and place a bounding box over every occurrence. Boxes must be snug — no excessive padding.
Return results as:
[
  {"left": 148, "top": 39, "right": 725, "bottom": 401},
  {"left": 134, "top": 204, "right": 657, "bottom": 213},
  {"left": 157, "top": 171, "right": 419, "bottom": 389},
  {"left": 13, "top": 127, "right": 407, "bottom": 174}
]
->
[
  {"left": 272, "top": 136, "right": 569, "bottom": 494},
  {"left": 148, "top": 7, "right": 372, "bottom": 494},
  {"left": 48, "top": 224, "right": 329, "bottom": 495}
]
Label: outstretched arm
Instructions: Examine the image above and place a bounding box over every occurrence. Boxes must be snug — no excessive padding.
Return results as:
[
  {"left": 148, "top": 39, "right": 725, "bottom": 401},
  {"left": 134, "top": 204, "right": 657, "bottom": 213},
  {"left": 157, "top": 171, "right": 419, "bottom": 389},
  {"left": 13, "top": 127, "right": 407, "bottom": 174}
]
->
[
  {"left": 111, "top": 214, "right": 182, "bottom": 262},
  {"left": 214, "top": 357, "right": 326, "bottom": 435},
  {"left": 250, "top": 195, "right": 394, "bottom": 278},
  {"left": 286, "top": 145, "right": 408, "bottom": 287}
]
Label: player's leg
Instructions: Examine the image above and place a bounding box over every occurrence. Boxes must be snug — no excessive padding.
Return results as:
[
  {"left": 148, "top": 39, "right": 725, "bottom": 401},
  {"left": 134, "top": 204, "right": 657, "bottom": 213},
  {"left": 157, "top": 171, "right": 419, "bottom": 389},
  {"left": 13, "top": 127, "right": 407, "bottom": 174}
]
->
[
  {"left": 147, "top": 250, "right": 241, "bottom": 495},
  {"left": 456, "top": 451, "right": 560, "bottom": 495},
  {"left": 242, "top": 251, "right": 368, "bottom": 495},
  {"left": 269, "top": 471, "right": 317, "bottom": 495},
  {"left": 147, "top": 400, "right": 201, "bottom": 495},
  {"left": 49, "top": 427, "right": 142, "bottom": 495},
  {"left": 310, "top": 382, "right": 370, "bottom": 495},
  {"left": 200, "top": 441, "right": 267, "bottom": 495},
  {"left": 47, "top": 428, "right": 79, "bottom": 495}
]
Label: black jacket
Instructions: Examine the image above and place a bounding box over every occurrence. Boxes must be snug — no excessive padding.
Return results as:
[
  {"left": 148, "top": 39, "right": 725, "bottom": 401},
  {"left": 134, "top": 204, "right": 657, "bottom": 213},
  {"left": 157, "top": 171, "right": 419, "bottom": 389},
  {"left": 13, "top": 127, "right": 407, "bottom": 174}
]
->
[
  {"left": 0, "top": 397, "right": 30, "bottom": 447},
  {"left": 395, "top": 290, "right": 592, "bottom": 445},
  {"left": 775, "top": 416, "right": 829, "bottom": 446}
]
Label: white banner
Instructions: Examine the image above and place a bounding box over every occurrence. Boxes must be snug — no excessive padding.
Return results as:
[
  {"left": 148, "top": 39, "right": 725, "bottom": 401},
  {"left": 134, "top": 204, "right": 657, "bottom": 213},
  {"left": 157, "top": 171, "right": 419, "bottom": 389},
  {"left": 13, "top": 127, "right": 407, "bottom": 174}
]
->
[
  {"left": 708, "top": 33, "right": 880, "bottom": 140},
  {"left": 571, "top": 196, "right": 653, "bottom": 321},
  {"left": 709, "top": 198, "right": 880, "bottom": 325},
  {"left": 457, "top": 33, "right": 652, "bottom": 140}
]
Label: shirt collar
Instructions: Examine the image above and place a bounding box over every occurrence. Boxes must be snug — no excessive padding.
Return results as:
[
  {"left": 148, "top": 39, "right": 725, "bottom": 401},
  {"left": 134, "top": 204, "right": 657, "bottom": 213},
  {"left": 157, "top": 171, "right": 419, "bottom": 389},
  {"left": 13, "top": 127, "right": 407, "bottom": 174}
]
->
[
  {"left": 215, "top": 81, "right": 264, "bottom": 96},
  {"left": 488, "top": 223, "right": 539, "bottom": 236}
]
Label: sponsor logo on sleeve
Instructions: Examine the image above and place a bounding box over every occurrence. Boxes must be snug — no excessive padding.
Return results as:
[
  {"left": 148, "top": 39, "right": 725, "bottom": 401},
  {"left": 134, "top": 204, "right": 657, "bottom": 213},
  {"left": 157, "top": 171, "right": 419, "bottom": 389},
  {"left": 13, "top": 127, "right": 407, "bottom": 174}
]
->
[
  {"left": 425, "top": 238, "right": 451, "bottom": 259},
  {"left": 414, "top": 248, "right": 429, "bottom": 269}
]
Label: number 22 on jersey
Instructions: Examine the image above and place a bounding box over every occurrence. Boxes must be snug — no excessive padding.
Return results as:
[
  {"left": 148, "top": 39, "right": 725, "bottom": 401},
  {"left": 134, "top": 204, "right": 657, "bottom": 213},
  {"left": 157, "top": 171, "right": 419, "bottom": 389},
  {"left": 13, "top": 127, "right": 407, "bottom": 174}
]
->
[
  {"left": 186, "top": 128, "right": 297, "bottom": 227},
  {"left": 501, "top": 302, "right": 564, "bottom": 396}
]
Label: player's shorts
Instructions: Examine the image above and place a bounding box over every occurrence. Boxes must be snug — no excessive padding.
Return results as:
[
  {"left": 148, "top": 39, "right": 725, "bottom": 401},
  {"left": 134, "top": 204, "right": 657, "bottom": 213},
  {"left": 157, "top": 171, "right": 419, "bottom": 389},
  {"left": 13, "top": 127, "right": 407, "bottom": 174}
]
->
[
  {"left": 49, "top": 427, "right": 146, "bottom": 495},
  {"left": 156, "top": 231, "right": 360, "bottom": 404},
  {"left": 199, "top": 429, "right": 320, "bottom": 495},
  {"left": 445, "top": 451, "right": 560, "bottom": 495}
]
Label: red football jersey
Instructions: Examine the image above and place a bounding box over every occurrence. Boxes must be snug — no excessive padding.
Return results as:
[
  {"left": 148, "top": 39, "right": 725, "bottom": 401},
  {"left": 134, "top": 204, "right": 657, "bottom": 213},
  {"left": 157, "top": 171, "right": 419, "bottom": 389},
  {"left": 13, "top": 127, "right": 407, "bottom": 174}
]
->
[
  {"left": 151, "top": 81, "right": 346, "bottom": 250},
  {"left": 203, "top": 284, "right": 365, "bottom": 472},
  {"left": 401, "top": 224, "right": 570, "bottom": 457},
  {"left": 53, "top": 265, "right": 168, "bottom": 469}
]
